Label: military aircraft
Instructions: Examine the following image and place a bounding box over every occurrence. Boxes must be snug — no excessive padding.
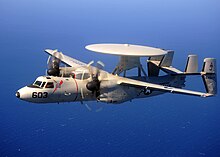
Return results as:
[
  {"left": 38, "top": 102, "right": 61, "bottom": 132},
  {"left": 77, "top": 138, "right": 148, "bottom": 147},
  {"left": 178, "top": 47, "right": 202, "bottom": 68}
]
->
[{"left": 16, "top": 44, "right": 217, "bottom": 104}]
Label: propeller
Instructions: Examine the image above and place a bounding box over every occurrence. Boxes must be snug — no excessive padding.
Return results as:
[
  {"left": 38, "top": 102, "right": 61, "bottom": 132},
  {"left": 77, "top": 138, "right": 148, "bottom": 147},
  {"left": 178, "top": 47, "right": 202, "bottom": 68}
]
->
[
  {"left": 79, "top": 61, "right": 106, "bottom": 112},
  {"left": 47, "top": 50, "right": 63, "bottom": 76},
  {"left": 80, "top": 66, "right": 104, "bottom": 112},
  {"left": 82, "top": 102, "right": 104, "bottom": 112},
  {"left": 86, "top": 61, "right": 105, "bottom": 99}
]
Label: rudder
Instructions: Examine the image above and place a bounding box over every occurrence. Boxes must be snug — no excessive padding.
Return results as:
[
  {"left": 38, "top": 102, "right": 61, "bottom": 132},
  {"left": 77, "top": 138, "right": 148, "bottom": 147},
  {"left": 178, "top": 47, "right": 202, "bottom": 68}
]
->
[{"left": 202, "top": 58, "right": 217, "bottom": 95}]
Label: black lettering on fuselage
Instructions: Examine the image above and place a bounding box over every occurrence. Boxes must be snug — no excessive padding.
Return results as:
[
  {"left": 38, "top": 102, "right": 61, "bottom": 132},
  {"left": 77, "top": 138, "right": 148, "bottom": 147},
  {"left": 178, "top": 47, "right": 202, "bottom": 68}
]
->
[{"left": 32, "top": 92, "right": 48, "bottom": 98}]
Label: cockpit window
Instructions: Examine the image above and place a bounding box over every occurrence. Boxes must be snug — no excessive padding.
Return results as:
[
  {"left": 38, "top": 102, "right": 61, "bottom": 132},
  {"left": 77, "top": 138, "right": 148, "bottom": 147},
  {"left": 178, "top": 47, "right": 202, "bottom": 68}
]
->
[
  {"left": 45, "top": 82, "right": 54, "bottom": 88},
  {"left": 33, "top": 81, "right": 42, "bottom": 87},
  {"left": 41, "top": 82, "right": 46, "bottom": 88}
]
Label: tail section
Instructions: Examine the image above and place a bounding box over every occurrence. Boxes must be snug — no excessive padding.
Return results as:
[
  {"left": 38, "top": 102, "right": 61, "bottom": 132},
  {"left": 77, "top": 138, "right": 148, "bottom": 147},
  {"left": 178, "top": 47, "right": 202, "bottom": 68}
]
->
[
  {"left": 147, "top": 50, "right": 175, "bottom": 76},
  {"left": 185, "top": 55, "right": 198, "bottom": 73},
  {"left": 147, "top": 51, "right": 217, "bottom": 97},
  {"left": 147, "top": 54, "right": 163, "bottom": 77},
  {"left": 202, "top": 58, "right": 217, "bottom": 95},
  {"left": 160, "top": 50, "right": 174, "bottom": 67}
]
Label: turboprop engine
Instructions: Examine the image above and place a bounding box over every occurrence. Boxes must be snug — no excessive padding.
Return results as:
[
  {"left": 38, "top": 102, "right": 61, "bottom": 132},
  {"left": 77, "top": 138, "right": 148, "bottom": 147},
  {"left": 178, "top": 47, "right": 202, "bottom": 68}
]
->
[{"left": 46, "top": 50, "right": 75, "bottom": 77}]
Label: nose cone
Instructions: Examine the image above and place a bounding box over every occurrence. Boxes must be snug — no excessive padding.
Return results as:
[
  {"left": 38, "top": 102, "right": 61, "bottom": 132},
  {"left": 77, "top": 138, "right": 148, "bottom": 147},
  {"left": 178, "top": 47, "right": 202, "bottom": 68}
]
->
[
  {"left": 16, "top": 86, "right": 32, "bottom": 102},
  {"left": 15, "top": 92, "right": 20, "bottom": 98}
]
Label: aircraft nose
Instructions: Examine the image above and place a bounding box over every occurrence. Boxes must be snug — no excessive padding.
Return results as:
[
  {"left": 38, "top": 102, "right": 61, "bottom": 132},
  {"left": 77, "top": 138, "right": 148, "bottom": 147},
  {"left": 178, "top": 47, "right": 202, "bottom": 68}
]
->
[
  {"left": 15, "top": 91, "right": 20, "bottom": 98},
  {"left": 16, "top": 87, "right": 30, "bottom": 101}
]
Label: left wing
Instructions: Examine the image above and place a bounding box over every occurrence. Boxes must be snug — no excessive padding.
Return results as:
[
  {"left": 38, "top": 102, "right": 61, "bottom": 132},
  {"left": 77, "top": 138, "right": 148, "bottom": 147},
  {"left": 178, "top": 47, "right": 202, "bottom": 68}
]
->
[
  {"left": 45, "top": 49, "right": 87, "bottom": 67},
  {"left": 117, "top": 77, "right": 213, "bottom": 97}
]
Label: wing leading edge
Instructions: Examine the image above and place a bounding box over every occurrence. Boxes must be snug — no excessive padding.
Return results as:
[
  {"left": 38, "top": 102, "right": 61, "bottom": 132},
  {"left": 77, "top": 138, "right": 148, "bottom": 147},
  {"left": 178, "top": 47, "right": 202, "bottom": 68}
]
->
[
  {"left": 117, "top": 77, "right": 213, "bottom": 97},
  {"left": 45, "top": 49, "right": 87, "bottom": 67}
]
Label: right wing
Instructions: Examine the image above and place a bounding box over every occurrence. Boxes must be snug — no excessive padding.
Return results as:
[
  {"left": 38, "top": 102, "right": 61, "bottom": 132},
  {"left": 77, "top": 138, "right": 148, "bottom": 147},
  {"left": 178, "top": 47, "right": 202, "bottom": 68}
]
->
[
  {"left": 45, "top": 49, "right": 87, "bottom": 67},
  {"left": 117, "top": 77, "right": 213, "bottom": 97}
]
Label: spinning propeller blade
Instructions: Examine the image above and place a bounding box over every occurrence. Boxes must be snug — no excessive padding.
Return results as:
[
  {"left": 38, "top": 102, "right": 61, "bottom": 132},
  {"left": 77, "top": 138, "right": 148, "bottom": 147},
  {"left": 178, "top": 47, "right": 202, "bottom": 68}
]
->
[
  {"left": 86, "top": 61, "right": 105, "bottom": 99},
  {"left": 47, "top": 50, "right": 63, "bottom": 76}
]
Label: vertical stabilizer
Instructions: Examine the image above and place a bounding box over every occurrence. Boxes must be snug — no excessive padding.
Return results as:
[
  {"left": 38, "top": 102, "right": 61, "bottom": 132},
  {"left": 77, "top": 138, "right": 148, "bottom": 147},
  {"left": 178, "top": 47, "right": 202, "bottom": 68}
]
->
[
  {"left": 202, "top": 58, "right": 217, "bottom": 95},
  {"left": 185, "top": 55, "right": 198, "bottom": 73},
  {"left": 160, "top": 50, "right": 174, "bottom": 67},
  {"left": 147, "top": 50, "right": 174, "bottom": 76}
]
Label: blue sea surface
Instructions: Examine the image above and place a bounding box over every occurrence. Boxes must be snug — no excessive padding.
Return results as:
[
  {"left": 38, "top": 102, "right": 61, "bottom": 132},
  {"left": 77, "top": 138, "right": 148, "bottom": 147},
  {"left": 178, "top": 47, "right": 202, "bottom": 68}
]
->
[{"left": 0, "top": 0, "right": 220, "bottom": 156}]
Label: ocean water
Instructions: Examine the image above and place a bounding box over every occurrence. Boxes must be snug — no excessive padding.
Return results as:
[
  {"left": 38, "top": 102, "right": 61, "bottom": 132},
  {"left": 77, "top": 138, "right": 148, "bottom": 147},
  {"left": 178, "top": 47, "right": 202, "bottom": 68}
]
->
[{"left": 1, "top": 0, "right": 220, "bottom": 156}]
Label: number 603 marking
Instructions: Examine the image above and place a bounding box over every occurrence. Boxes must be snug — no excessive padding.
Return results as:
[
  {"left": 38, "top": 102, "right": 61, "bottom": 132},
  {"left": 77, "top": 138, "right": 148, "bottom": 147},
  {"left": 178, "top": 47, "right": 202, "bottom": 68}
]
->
[{"left": 32, "top": 92, "right": 48, "bottom": 98}]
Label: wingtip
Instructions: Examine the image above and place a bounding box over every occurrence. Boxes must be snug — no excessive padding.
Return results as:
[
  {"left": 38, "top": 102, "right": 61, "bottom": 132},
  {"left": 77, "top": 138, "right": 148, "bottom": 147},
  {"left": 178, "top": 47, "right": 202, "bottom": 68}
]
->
[
  {"left": 45, "top": 49, "right": 53, "bottom": 53},
  {"left": 201, "top": 93, "right": 214, "bottom": 97},
  {"left": 45, "top": 49, "right": 58, "bottom": 52}
]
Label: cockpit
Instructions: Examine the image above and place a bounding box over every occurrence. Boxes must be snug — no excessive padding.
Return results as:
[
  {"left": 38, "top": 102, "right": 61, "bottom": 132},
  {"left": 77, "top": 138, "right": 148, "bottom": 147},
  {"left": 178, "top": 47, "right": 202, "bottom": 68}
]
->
[
  {"left": 27, "top": 71, "right": 91, "bottom": 89},
  {"left": 28, "top": 76, "right": 55, "bottom": 89},
  {"left": 33, "top": 81, "right": 54, "bottom": 88}
]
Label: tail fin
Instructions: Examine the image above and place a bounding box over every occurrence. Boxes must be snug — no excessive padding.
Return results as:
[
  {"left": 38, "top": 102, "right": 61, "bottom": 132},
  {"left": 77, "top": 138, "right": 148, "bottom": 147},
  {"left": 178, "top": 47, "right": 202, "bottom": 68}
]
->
[
  {"left": 185, "top": 55, "right": 198, "bottom": 73},
  {"left": 147, "top": 50, "right": 174, "bottom": 76},
  {"left": 202, "top": 58, "right": 217, "bottom": 95},
  {"left": 160, "top": 50, "right": 174, "bottom": 67}
]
